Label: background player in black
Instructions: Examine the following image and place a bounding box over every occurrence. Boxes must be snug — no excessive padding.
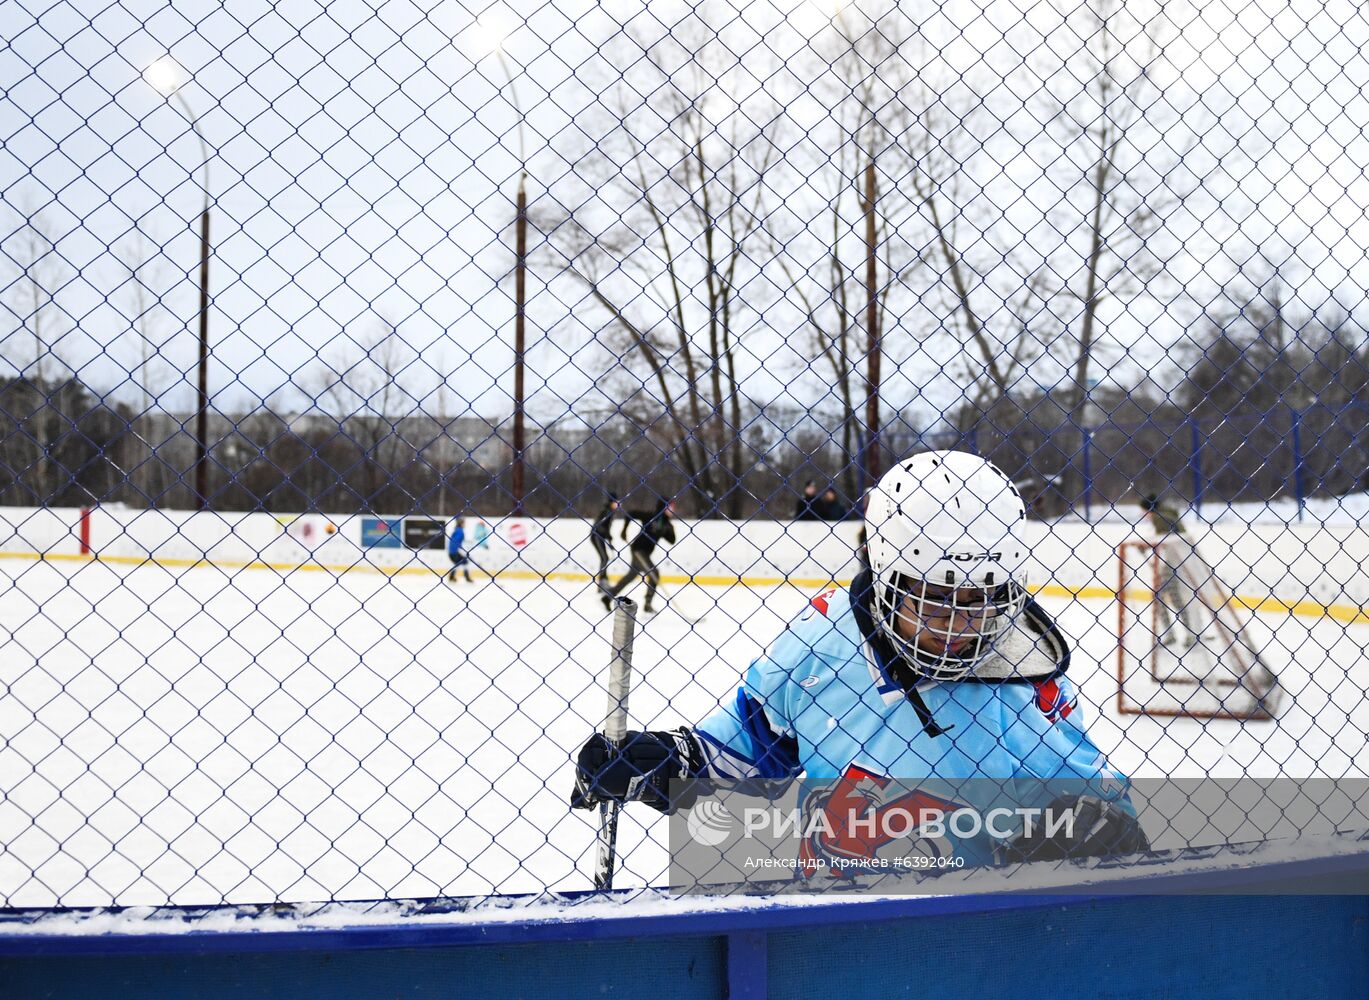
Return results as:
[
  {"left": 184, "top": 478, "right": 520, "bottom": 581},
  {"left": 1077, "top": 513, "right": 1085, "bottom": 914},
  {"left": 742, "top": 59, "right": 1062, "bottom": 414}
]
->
[
  {"left": 813, "top": 485, "right": 846, "bottom": 520},
  {"left": 603, "top": 498, "right": 676, "bottom": 613},
  {"left": 590, "top": 493, "right": 620, "bottom": 595}
]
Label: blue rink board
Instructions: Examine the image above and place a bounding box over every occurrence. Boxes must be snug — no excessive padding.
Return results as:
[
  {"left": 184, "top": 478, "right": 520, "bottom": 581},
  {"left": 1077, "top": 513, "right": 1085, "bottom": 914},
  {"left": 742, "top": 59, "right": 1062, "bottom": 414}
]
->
[
  {"left": 0, "top": 898, "right": 1363, "bottom": 997},
  {"left": 2, "top": 895, "right": 1366, "bottom": 1000},
  {"left": 4, "top": 850, "right": 1369, "bottom": 1000}
]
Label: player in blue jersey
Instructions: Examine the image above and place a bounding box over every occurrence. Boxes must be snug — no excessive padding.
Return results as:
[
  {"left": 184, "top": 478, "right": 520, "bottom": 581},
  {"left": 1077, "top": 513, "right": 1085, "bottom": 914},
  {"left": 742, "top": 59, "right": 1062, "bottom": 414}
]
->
[
  {"left": 572, "top": 451, "right": 1147, "bottom": 871},
  {"left": 446, "top": 517, "right": 473, "bottom": 583}
]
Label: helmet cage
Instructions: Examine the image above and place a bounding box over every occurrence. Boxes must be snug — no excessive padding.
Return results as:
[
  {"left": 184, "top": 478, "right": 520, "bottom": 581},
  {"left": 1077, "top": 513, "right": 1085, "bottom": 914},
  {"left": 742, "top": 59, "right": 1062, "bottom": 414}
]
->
[{"left": 873, "top": 572, "right": 1027, "bottom": 682}]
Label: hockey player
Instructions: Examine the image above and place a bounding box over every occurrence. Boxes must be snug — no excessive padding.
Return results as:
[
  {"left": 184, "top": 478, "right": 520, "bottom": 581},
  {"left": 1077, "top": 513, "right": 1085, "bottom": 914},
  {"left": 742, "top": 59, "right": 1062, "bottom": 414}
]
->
[
  {"left": 590, "top": 493, "right": 620, "bottom": 595},
  {"left": 1140, "top": 494, "right": 1200, "bottom": 651},
  {"left": 574, "top": 452, "right": 1147, "bottom": 872},
  {"left": 813, "top": 485, "right": 846, "bottom": 521},
  {"left": 446, "top": 516, "right": 473, "bottom": 583},
  {"left": 602, "top": 498, "right": 677, "bottom": 614}
]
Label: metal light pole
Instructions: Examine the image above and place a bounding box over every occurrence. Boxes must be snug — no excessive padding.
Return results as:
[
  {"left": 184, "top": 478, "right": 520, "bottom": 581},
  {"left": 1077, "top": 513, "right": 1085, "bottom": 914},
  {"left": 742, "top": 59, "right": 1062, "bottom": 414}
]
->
[
  {"left": 145, "top": 58, "right": 212, "bottom": 510},
  {"left": 191, "top": 127, "right": 210, "bottom": 511},
  {"left": 495, "top": 49, "right": 530, "bottom": 515},
  {"left": 832, "top": 9, "right": 882, "bottom": 494},
  {"left": 513, "top": 167, "right": 527, "bottom": 515},
  {"left": 863, "top": 154, "right": 881, "bottom": 489}
]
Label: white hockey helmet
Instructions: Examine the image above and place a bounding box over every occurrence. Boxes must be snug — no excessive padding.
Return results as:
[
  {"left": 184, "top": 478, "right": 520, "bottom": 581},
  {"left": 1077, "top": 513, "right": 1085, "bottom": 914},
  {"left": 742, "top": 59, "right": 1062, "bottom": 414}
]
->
[{"left": 864, "top": 451, "right": 1029, "bottom": 681}]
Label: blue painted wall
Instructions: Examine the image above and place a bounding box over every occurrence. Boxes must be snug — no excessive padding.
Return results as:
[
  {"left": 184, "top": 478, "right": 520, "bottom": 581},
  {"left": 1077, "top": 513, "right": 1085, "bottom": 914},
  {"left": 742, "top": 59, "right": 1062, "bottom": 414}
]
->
[
  {"left": 3, "top": 937, "right": 725, "bottom": 1000},
  {"left": 768, "top": 895, "right": 1369, "bottom": 1000},
  {"left": 4, "top": 894, "right": 1367, "bottom": 1000}
]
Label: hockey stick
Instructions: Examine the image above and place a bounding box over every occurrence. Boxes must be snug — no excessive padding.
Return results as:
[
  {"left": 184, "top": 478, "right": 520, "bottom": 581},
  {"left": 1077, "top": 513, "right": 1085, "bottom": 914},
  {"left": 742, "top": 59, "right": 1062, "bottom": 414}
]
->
[
  {"left": 594, "top": 596, "right": 638, "bottom": 891},
  {"left": 655, "top": 587, "right": 710, "bottom": 625}
]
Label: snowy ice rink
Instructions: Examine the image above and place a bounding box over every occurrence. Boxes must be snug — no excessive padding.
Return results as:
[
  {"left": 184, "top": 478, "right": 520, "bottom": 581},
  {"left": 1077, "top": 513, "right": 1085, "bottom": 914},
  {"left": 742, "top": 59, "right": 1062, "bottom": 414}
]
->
[{"left": 2, "top": 555, "right": 1368, "bottom": 909}]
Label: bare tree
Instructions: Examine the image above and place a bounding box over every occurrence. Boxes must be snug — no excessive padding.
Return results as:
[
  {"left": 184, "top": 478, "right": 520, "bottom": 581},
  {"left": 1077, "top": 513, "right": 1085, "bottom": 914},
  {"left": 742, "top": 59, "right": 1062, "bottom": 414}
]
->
[
  {"left": 311, "top": 314, "right": 417, "bottom": 508},
  {"left": 892, "top": 78, "right": 1055, "bottom": 431},
  {"left": 428, "top": 375, "right": 458, "bottom": 517},
  {"left": 1034, "top": 0, "right": 1210, "bottom": 500},
  {"left": 771, "top": 4, "right": 918, "bottom": 499},
  {"left": 535, "top": 12, "right": 783, "bottom": 516},
  {"left": 114, "top": 227, "right": 177, "bottom": 505},
  {"left": 1053, "top": 3, "right": 1160, "bottom": 416},
  {"left": 1, "top": 201, "right": 74, "bottom": 501},
  {"left": 771, "top": 4, "right": 1053, "bottom": 443},
  {"left": 2, "top": 202, "right": 71, "bottom": 382}
]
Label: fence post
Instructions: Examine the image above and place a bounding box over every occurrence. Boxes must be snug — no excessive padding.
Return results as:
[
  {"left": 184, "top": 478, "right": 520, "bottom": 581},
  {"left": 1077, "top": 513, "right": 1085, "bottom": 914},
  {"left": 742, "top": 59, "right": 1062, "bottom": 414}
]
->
[
  {"left": 1290, "top": 406, "right": 1306, "bottom": 523},
  {"left": 1188, "top": 418, "right": 1203, "bottom": 517}
]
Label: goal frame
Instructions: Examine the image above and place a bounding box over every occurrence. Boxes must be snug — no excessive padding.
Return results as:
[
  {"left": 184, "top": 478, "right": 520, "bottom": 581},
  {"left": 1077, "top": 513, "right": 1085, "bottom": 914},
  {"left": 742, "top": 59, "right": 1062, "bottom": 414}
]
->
[{"left": 1115, "top": 539, "right": 1277, "bottom": 721}]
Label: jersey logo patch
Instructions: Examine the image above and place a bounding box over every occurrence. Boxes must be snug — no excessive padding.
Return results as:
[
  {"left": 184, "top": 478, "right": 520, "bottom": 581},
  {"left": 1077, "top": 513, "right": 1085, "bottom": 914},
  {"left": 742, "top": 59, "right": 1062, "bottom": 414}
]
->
[
  {"left": 798, "top": 765, "right": 965, "bottom": 877},
  {"left": 808, "top": 587, "right": 838, "bottom": 617},
  {"left": 1033, "top": 678, "right": 1075, "bottom": 723}
]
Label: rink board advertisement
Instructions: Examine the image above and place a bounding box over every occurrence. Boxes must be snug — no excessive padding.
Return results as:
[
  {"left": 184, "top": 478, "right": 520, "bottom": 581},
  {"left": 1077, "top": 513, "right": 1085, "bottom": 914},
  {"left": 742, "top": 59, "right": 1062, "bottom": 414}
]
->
[
  {"left": 402, "top": 517, "right": 446, "bottom": 550},
  {"left": 360, "top": 518, "right": 402, "bottom": 548},
  {"left": 273, "top": 515, "right": 336, "bottom": 549},
  {"left": 669, "top": 778, "right": 1369, "bottom": 894}
]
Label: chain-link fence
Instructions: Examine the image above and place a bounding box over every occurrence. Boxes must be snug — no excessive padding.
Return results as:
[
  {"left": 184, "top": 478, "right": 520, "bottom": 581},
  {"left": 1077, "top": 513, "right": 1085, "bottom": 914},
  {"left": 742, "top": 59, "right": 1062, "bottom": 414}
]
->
[{"left": 3, "top": 0, "right": 1369, "bottom": 911}]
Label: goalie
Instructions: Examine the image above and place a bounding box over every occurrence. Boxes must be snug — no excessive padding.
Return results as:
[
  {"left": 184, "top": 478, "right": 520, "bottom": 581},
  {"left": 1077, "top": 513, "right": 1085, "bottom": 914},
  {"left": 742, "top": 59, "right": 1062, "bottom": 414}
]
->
[
  {"left": 1140, "top": 494, "right": 1204, "bottom": 653},
  {"left": 573, "top": 451, "right": 1148, "bottom": 872}
]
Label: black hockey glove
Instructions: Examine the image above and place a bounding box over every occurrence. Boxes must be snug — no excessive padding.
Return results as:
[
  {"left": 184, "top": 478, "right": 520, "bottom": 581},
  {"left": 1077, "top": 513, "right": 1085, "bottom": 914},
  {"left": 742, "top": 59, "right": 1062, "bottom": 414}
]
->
[
  {"left": 570, "top": 727, "right": 704, "bottom": 813},
  {"left": 994, "top": 795, "right": 1150, "bottom": 864}
]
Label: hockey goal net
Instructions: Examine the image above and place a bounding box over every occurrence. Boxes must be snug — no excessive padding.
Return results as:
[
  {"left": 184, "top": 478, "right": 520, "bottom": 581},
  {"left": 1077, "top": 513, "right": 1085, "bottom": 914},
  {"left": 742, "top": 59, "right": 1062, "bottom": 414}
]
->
[{"left": 1116, "top": 539, "right": 1279, "bottom": 720}]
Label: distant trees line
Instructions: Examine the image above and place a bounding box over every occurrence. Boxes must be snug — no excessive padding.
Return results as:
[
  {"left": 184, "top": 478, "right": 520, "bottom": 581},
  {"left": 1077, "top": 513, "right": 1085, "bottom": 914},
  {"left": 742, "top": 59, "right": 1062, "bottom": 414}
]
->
[{"left": 2, "top": 282, "right": 1367, "bottom": 518}]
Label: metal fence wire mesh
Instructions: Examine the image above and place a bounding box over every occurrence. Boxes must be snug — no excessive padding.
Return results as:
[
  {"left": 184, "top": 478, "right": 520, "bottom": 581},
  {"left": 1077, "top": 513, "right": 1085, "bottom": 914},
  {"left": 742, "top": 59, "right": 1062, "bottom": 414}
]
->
[{"left": 3, "top": 0, "right": 1369, "bottom": 910}]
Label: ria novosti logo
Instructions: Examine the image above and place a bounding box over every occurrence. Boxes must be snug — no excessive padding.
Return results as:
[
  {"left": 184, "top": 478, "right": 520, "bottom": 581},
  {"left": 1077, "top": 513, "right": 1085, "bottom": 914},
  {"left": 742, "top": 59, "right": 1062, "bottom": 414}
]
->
[
  {"left": 684, "top": 799, "right": 1082, "bottom": 847},
  {"left": 685, "top": 799, "right": 735, "bottom": 846}
]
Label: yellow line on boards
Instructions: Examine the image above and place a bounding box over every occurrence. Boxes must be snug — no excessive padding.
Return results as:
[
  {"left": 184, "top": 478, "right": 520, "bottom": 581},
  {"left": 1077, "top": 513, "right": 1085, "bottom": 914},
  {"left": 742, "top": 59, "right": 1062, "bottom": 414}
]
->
[{"left": 1, "top": 549, "right": 1365, "bottom": 625}]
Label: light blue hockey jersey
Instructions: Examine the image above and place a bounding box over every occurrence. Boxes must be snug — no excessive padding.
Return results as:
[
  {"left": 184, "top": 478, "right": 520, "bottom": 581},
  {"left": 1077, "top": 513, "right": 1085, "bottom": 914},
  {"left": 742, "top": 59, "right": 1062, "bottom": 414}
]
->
[{"left": 693, "top": 579, "right": 1135, "bottom": 870}]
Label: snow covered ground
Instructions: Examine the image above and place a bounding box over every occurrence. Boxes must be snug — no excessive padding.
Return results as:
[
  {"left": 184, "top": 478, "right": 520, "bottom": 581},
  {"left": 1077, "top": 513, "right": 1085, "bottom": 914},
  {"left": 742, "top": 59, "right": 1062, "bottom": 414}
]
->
[{"left": 1, "top": 556, "right": 1367, "bottom": 910}]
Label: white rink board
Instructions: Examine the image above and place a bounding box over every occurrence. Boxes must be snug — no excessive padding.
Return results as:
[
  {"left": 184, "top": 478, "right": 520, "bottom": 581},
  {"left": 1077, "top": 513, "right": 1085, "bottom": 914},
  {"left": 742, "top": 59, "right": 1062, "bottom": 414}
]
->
[
  {"left": 3, "top": 556, "right": 1369, "bottom": 909},
  {"left": 5, "top": 505, "right": 1369, "bottom": 610}
]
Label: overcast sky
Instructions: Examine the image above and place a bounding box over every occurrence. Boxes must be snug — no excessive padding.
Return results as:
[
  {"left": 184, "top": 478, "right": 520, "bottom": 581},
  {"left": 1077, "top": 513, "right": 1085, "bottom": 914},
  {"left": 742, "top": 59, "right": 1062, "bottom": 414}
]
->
[{"left": 3, "top": 0, "right": 1369, "bottom": 426}]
